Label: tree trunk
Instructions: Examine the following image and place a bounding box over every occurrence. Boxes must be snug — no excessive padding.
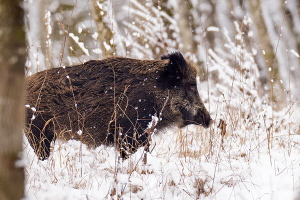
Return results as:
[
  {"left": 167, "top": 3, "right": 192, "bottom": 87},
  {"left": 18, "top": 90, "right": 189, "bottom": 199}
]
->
[
  {"left": 176, "top": 0, "right": 198, "bottom": 55},
  {"left": 0, "top": 0, "right": 26, "bottom": 199},
  {"left": 24, "top": 0, "right": 49, "bottom": 74},
  {"left": 91, "top": 0, "right": 117, "bottom": 57}
]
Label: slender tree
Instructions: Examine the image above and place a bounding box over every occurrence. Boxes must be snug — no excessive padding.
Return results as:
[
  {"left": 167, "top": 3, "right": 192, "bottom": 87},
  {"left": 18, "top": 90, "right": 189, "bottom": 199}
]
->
[
  {"left": 91, "top": 0, "right": 117, "bottom": 57},
  {"left": 176, "top": 0, "right": 197, "bottom": 55},
  {"left": 0, "top": 0, "right": 26, "bottom": 199}
]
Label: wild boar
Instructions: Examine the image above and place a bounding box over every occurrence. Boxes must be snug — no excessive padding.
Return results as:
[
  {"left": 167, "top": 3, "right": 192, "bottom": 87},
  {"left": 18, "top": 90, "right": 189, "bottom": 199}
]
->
[{"left": 25, "top": 52, "right": 211, "bottom": 160}]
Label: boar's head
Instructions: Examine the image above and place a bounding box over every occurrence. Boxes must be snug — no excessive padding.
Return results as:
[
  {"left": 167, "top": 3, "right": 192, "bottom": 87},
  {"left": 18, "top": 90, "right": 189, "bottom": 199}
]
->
[{"left": 155, "top": 52, "right": 212, "bottom": 130}]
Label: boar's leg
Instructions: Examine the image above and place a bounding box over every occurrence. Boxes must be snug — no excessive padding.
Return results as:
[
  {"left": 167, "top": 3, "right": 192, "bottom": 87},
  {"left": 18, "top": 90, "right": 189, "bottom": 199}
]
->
[{"left": 26, "top": 114, "right": 55, "bottom": 160}]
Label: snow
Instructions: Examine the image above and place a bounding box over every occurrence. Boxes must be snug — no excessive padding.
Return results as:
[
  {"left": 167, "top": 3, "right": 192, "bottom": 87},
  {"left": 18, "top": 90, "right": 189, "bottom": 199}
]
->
[
  {"left": 69, "top": 33, "right": 90, "bottom": 56},
  {"left": 77, "top": 130, "right": 82, "bottom": 135},
  {"left": 92, "top": 32, "right": 98, "bottom": 40},
  {"left": 103, "top": 41, "right": 112, "bottom": 51},
  {"left": 24, "top": 101, "right": 300, "bottom": 200},
  {"left": 45, "top": 11, "right": 52, "bottom": 37},
  {"left": 207, "top": 26, "right": 220, "bottom": 32},
  {"left": 92, "top": 48, "right": 102, "bottom": 54},
  {"left": 290, "top": 49, "right": 300, "bottom": 58}
]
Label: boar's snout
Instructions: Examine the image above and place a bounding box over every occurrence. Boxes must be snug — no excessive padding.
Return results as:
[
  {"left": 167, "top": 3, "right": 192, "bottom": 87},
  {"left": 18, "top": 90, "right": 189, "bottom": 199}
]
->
[
  {"left": 195, "top": 108, "right": 212, "bottom": 128},
  {"left": 183, "top": 105, "right": 212, "bottom": 128}
]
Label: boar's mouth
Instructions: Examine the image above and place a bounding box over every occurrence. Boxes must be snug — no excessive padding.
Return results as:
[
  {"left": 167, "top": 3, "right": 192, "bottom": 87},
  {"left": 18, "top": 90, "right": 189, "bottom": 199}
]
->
[
  {"left": 184, "top": 118, "right": 212, "bottom": 129},
  {"left": 182, "top": 108, "right": 212, "bottom": 128}
]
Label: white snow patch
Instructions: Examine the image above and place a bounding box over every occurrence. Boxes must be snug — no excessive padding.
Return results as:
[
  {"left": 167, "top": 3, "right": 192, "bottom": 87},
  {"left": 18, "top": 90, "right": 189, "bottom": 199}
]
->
[
  {"left": 290, "top": 49, "right": 300, "bottom": 57},
  {"left": 69, "top": 33, "right": 90, "bottom": 56},
  {"left": 103, "top": 41, "right": 111, "bottom": 51},
  {"left": 207, "top": 26, "right": 220, "bottom": 32},
  {"left": 92, "top": 32, "right": 98, "bottom": 40},
  {"left": 92, "top": 48, "right": 102, "bottom": 54}
]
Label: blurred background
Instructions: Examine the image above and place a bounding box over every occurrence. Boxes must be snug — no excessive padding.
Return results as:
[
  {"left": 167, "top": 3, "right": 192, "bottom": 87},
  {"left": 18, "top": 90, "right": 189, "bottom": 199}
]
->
[{"left": 24, "top": 0, "right": 300, "bottom": 103}]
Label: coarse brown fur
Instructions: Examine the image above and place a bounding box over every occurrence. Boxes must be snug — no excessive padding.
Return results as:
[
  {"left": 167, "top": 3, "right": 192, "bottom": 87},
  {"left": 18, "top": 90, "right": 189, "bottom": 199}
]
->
[{"left": 25, "top": 52, "right": 211, "bottom": 160}]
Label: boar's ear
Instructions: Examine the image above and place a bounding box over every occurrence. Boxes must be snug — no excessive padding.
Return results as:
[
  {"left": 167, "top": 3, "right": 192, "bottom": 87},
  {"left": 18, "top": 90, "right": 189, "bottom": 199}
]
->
[{"left": 160, "top": 52, "right": 189, "bottom": 87}]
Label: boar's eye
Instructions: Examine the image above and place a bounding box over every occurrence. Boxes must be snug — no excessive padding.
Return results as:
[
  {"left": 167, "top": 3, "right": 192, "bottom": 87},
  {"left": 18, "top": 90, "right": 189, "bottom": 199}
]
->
[
  {"left": 189, "top": 84, "right": 198, "bottom": 92},
  {"left": 189, "top": 85, "right": 198, "bottom": 94}
]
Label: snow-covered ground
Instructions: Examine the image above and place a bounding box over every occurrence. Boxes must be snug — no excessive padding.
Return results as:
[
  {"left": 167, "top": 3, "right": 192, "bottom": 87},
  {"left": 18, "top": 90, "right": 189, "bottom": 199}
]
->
[{"left": 24, "top": 101, "right": 300, "bottom": 199}]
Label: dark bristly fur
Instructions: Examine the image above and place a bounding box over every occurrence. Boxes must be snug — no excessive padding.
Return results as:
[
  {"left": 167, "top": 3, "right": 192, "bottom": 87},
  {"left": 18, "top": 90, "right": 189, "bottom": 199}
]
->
[{"left": 25, "top": 52, "right": 212, "bottom": 160}]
